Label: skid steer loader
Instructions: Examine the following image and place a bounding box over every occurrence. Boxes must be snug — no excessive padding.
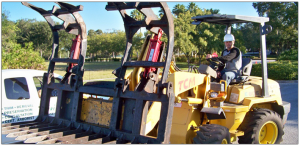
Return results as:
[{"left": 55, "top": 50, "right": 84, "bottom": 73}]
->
[{"left": 2, "top": 2, "right": 290, "bottom": 144}]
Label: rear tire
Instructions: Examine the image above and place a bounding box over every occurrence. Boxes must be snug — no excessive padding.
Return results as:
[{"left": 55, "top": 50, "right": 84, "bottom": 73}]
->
[
  {"left": 193, "top": 124, "right": 231, "bottom": 144},
  {"left": 238, "top": 108, "right": 284, "bottom": 144}
]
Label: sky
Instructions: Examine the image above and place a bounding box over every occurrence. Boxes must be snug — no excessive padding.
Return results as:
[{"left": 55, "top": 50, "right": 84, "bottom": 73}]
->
[{"left": 2, "top": 1, "right": 259, "bottom": 33}]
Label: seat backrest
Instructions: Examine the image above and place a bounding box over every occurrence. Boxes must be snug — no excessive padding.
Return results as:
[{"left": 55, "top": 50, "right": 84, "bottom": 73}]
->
[{"left": 241, "top": 58, "right": 252, "bottom": 76}]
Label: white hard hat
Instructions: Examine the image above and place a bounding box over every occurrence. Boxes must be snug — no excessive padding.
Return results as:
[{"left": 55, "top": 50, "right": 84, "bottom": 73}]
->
[{"left": 223, "top": 34, "right": 235, "bottom": 42}]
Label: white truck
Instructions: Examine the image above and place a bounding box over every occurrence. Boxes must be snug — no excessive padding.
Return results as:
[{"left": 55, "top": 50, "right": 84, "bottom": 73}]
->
[{"left": 1, "top": 69, "right": 62, "bottom": 124}]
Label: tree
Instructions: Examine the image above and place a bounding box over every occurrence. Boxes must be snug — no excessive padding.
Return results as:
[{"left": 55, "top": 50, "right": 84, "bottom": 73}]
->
[
  {"left": 2, "top": 42, "right": 45, "bottom": 69},
  {"left": 173, "top": 6, "right": 197, "bottom": 67},
  {"left": 130, "top": 9, "right": 144, "bottom": 34},
  {"left": 15, "top": 19, "right": 52, "bottom": 59},
  {"left": 2, "top": 11, "right": 45, "bottom": 69},
  {"left": 58, "top": 30, "right": 74, "bottom": 58},
  {"left": 2, "top": 11, "right": 18, "bottom": 52},
  {"left": 188, "top": 4, "right": 224, "bottom": 64},
  {"left": 239, "top": 22, "right": 260, "bottom": 53},
  {"left": 172, "top": 4, "right": 186, "bottom": 17},
  {"left": 253, "top": 2, "right": 298, "bottom": 58}
]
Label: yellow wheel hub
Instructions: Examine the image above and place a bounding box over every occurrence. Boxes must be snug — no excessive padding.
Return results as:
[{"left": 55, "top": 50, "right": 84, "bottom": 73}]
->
[
  {"left": 259, "top": 121, "right": 278, "bottom": 144},
  {"left": 221, "top": 138, "right": 228, "bottom": 144}
]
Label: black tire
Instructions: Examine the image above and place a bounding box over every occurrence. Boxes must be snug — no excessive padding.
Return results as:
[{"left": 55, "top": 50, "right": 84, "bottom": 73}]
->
[
  {"left": 238, "top": 108, "right": 284, "bottom": 144},
  {"left": 193, "top": 124, "right": 231, "bottom": 144}
]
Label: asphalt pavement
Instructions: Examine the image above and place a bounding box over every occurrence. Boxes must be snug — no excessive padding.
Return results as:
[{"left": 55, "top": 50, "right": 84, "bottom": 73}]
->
[{"left": 279, "top": 81, "right": 298, "bottom": 144}]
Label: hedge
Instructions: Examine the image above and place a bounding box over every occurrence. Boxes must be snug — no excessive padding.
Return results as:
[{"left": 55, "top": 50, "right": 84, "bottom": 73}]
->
[{"left": 251, "top": 61, "right": 298, "bottom": 80}]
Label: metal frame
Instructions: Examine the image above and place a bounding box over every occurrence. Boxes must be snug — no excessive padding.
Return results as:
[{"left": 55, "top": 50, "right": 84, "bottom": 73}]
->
[
  {"left": 192, "top": 14, "right": 271, "bottom": 97},
  {"left": 3, "top": 2, "right": 175, "bottom": 144}
]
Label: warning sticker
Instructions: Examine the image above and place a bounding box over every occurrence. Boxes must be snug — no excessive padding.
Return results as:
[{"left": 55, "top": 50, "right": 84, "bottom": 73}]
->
[
  {"left": 229, "top": 93, "right": 239, "bottom": 103},
  {"left": 174, "top": 103, "right": 182, "bottom": 108}
]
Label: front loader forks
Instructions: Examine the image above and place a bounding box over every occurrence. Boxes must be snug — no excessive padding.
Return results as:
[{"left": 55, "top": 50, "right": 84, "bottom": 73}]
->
[
  {"left": 106, "top": 2, "right": 175, "bottom": 143},
  {"left": 17, "top": 2, "right": 176, "bottom": 144}
]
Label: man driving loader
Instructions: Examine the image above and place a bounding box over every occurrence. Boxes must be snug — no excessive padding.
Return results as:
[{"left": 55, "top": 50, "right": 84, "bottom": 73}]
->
[{"left": 206, "top": 34, "right": 242, "bottom": 85}]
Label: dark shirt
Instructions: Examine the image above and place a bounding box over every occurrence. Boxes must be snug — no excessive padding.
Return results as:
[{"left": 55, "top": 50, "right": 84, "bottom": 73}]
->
[{"left": 218, "top": 47, "right": 240, "bottom": 63}]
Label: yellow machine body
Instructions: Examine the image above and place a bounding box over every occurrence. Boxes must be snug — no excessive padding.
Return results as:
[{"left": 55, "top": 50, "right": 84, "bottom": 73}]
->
[
  {"left": 163, "top": 72, "right": 282, "bottom": 144},
  {"left": 79, "top": 34, "right": 284, "bottom": 144}
]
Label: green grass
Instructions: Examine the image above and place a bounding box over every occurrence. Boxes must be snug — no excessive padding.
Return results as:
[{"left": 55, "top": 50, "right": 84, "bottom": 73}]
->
[
  {"left": 42, "top": 59, "right": 298, "bottom": 81},
  {"left": 44, "top": 61, "right": 134, "bottom": 81}
]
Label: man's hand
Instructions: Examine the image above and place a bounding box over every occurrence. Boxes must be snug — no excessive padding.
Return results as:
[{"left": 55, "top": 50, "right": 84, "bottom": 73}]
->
[
  {"left": 217, "top": 71, "right": 221, "bottom": 78},
  {"left": 206, "top": 54, "right": 212, "bottom": 59}
]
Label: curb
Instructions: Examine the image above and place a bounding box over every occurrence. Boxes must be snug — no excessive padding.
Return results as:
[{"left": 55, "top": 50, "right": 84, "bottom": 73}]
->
[{"left": 276, "top": 80, "right": 298, "bottom": 83}]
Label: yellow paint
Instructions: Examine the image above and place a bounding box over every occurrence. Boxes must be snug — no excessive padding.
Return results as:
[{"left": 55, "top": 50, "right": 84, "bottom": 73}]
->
[
  {"left": 259, "top": 121, "right": 278, "bottom": 144},
  {"left": 128, "top": 35, "right": 151, "bottom": 91},
  {"left": 144, "top": 102, "right": 161, "bottom": 135},
  {"left": 170, "top": 101, "right": 201, "bottom": 144},
  {"left": 166, "top": 72, "right": 206, "bottom": 96},
  {"left": 80, "top": 98, "right": 112, "bottom": 127},
  {"left": 210, "top": 106, "right": 248, "bottom": 131},
  {"left": 226, "top": 76, "right": 282, "bottom": 105},
  {"left": 186, "top": 97, "right": 203, "bottom": 105}
]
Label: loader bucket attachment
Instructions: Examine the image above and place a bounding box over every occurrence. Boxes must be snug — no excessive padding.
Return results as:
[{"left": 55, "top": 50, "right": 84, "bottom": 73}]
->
[{"left": 2, "top": 2, "right": 175, "bottom": 144}]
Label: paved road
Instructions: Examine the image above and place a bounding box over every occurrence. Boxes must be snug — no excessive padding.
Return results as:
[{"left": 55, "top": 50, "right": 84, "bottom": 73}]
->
[{"left": 279, "top": 81, "right": 298, "bottom": 144}]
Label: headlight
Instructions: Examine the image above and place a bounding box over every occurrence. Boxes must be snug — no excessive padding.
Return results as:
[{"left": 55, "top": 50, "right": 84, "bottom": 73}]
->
[{"left": 210, "top": 92, "right": 218, "bottom": 98}]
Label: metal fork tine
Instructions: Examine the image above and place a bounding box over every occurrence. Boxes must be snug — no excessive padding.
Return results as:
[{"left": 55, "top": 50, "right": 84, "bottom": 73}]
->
[{"left": 6, "top": 129, "right": 38, "bottom": 137}]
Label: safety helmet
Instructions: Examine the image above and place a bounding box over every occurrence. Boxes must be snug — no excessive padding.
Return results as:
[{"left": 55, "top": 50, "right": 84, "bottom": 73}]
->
[{"left": 223, "top": 34, "right": 235, "bottom": 42}]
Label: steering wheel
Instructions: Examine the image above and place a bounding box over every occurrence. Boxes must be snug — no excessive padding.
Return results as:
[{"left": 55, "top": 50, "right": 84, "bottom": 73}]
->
[{"left": 206, "top": 58, "right": 225, "bottom": 68}]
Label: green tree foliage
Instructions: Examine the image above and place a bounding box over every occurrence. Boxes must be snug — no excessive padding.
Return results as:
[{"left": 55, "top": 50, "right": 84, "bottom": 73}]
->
[
  {"left": 2, "top": 11, "right": 18, "bottom": 51},
  {"left": 2, "top": 12, "right": 44, "bottom": 69},
  {"left": 253, "top": 2, "right": 298, "bottom": 57},
  {"left": 15, "top": 19, "right": 52, "bottom": 59},
  {"left": 2, "top": 42, "right": 46, "bottom": 69},
  {"left": 173, "top": 3, "right": 196, "bottom": 67},
  {"left": 58, "top": 30, "right": 75, "bottom": 58},
  {"left": 173, "top": 2, "right": 224, "bottom": 66},
  {"left": 3, "top": 2, "right": 298, "bottom": 70},
  {"left": 239, "top": 23, "right": 260, "bottom": 53}
]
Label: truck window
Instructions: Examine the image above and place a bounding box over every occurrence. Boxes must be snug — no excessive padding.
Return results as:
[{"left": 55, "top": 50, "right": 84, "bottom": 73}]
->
[
  {"left": 4, "top": 77, "right": 30, "bottom": 100},
  {"left": 33, "top": 76, "right": 61, "bottom": 98}
]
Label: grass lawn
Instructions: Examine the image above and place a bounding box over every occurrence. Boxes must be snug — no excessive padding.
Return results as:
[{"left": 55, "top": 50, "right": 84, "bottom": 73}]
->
[
  {"left": 43, "top": 61, "right": 195, "bottom": 81},
  {"left": 43, "top": 59, "right": 297, "bottom": 81},
  {"left": 44, "top": 61, "right": 134, "bottom": 81}
]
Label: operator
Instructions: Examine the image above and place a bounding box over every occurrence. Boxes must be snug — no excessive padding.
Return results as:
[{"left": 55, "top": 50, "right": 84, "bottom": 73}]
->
[{"left": 206, "top": 34, "right": 242, "bottom": 85}]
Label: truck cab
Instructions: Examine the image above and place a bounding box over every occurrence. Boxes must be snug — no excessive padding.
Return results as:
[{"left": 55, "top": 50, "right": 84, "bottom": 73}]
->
[{"left": 2, "top": 69, "right": 62, "bottom": 124}]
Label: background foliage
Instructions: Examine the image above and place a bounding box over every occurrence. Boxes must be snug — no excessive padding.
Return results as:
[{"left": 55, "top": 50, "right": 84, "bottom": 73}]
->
[{"left": 2, "top": 2, "right": 298, "bottom": 81}]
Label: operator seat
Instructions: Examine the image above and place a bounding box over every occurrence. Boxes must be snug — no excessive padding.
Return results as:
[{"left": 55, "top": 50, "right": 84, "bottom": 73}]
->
[{"left": 230, "top": 58, "right": 253, "bottom": 84}]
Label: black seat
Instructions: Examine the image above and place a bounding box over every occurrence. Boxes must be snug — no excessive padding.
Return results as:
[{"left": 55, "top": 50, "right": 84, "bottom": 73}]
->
[{"left": 230, "top": 58, "right": 253, "bottom": 84}]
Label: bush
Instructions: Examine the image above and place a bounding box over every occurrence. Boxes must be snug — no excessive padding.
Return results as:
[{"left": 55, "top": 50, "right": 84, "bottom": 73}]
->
[
  {"left": 175, "top": 56, "right": 187, "bottom": 62},
  {"left": 251, "top": 61, "right": 298, "bottom": 80},
  {"left": 278, "top": 49, "right": 298, "bottom": 60},
  {"left": 189, "top": 57, "right": 200, "bottom": 63},
  {"left": 112, "top": 58, "right": 121, "bottom": 61},
  {"left": 2, "top": 42, "right": 46, "bottom": 70}
]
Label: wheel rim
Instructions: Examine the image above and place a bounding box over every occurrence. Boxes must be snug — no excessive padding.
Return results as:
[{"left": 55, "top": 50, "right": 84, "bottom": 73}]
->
[
  {"left": 259, "top": 121, "right": 278, "bottom": 144},
  {"left": 221, "top": 138, "right": 228, "bottom": 144}
]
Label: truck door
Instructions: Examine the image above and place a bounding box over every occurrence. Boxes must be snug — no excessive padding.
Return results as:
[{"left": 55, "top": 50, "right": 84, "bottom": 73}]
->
[
  {"left": 2, "top": 77, "right": 39, "bottom": 124},
  {"left": 33, "top": 76, "right": 60, "bottom": 117}
]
